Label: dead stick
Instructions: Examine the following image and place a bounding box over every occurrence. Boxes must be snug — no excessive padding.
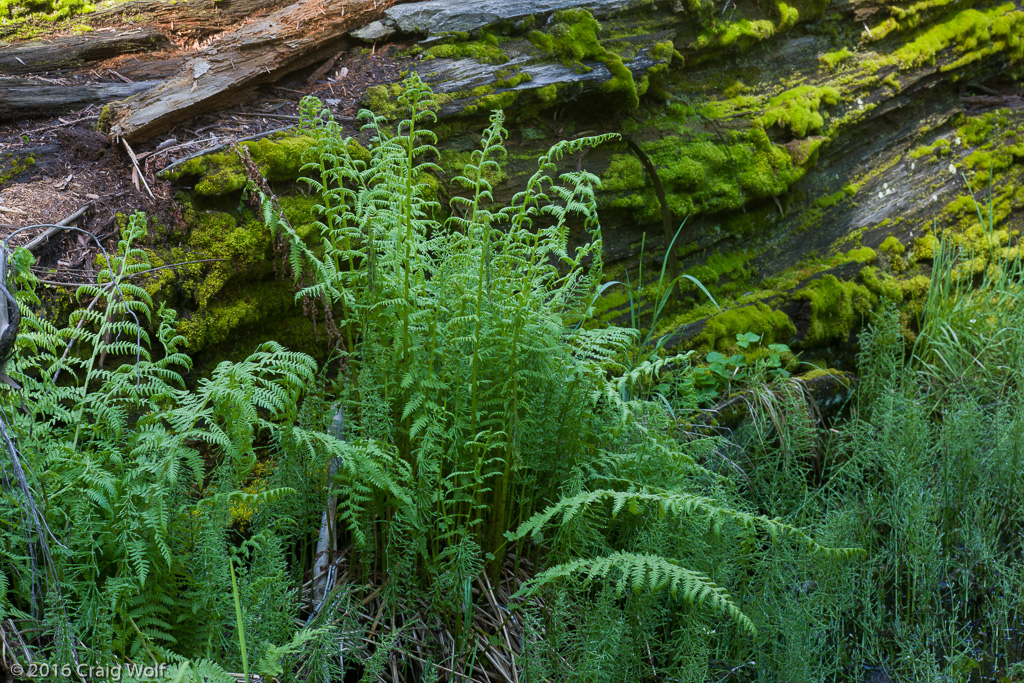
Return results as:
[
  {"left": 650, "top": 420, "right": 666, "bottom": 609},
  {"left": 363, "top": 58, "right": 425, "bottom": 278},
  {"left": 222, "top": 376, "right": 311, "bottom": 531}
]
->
[
  {"left": 121, "top": 139, "right": 155, "bottom": 199},
  {"left": 24, "top": 204, "right": 93, "bottom": 253},
  {"left": 156, "top": 125, "right": 294, "bottom": 177}
]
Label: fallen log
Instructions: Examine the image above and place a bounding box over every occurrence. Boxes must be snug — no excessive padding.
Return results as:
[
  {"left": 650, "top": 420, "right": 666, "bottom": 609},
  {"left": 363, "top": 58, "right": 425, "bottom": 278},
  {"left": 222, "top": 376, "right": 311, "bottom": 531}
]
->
[
  {"left": 105, "top": 55, "right": 187, "bottom": 82},
  {"left": 106, "top": 0, "right": 403, "bottom": 143},
  {"left": 0, "top": 28, "right": 167, "bottom": 75},
  {"left": 383, "top": 0, "right": 647, "bottom": 36},
  {"left": 87, "top": 0, "right": 292, "bottom": 37},
  {"left": 0, "top": 78, "right": 159, "bottom": 118}
]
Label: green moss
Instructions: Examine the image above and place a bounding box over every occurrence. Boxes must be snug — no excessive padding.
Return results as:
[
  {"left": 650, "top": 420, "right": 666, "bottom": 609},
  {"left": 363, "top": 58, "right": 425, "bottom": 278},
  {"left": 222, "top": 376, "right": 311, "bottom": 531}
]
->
[
  {"left": 899, "top": 274, "right": 932, "bottom": 300},
  {"left": 814, "top": 184, "right": 858, "bottom": 211},
  {"left": 495, "top": 69, "right": 533, "bottom": 89},
  {"left": 649, "top": 40, "right": 680, "bottom": 64},
  {"left": 0, "top": 0, "right": 94, "bottom": 22},
  {"left": 535, "top": 84, "right": 558, "bottom": 104},
  {"left": 693, "top": 18, "right": 776, "bottom": 51},
  {"left": 179, "top": 209, "right": 273, "bottom": 310},
  {"left": 164, "top": 134, "right": 316, "bottom": 196},
  {"left": 912, "top": 233, "right": 939, "bottom": 261},
  {"left": 364, "top": 83, "right": 406, "bottom": 119},
  {"left": 178, "top": 279, "right": 295, "bottom": 351},
  {"left": 277, "top": 194, "right": 322, "bottom": 242},
  {"left": 246, "top": 135, "right": 314, "bottom": 180},
  {"left": 819, "top": 48, "right": 853, "bottom": 71},
  {"left": 960, "top": 110, "right": 1006, "bottom": 146},
  {"left": 464, "top": 89, "right": 521, "bottom": 116},
  {"left": 879, "top": 235, "right": 906, "bottom": 256},
  {"left": 688, "top": 0, "right": 820, "bottom": 56},
  {"left": 141, "top": 191, "right": 330, "bottom": 358},
  {"left": 800, "top": 367, "right": 848, "bottom": 381},
  {"left": 193, "top": 155, "right": 246, "bottom": 196},
  {"left": 528, "top": 8, "right": 641, "bottom": 110},
  {"left": 438, "top": 148, "right": 507, "bottom": 187},
  {"left": 528, "top": 9, "right": 605, "bottom": 63},
  {"left": 689, "top": 302, "right": 796, "bottom": 354},
  {"left": 721, "top": 79, "right": 748, "bottom": 98},
  {"left": 878, "top": 4, "right": 1024, "bottom": 72},
  {"left": 422, "top": 35, "right": 509, "bottom": 65},
  {"left": 602, "top": 120, "right": 815, "bottom": 223},
  {"left": 790, "top": 274, "right": 875, "bottom": 346},
  {"left": 909, "top": 137, "right": 951, "bottom": 159},
  {"left": 0, "top": 153, "right": 35, "bottom": 186},
  {"left": 600, "top": 153, "right": 645, "bottom": 194},
  {"left": 845, "top": 246, "right": 877, "bottom": 264},
  {"left": 679, "top": 251, "right": 756, "bottom": 302},
  {"left": 601, "top": 55, "right": 640, "bottom": 110},
  {"left": 758, "top": 85, "right": 840, "bottom": 137},
  {"left": 96, "top": 104, "right": 112, "bottom": 132},
  {"left": 859, "top": 266, "right": 903, "bottom": 302}
]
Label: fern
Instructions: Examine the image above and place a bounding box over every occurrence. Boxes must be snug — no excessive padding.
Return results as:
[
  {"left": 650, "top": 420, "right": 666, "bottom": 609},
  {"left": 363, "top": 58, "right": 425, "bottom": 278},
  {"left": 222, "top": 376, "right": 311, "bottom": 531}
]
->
[
  {"left": 165, "top": 658, "right": 235, "bottom": 683},
  {"left": 519, "top": 552, "right": 756, "bottom": 633},
  {"left": 513, "top": 488, "right": 860, "bottom": 558},
  {"left": 0, "top": 212, "right": 330, "bottom": 672}
]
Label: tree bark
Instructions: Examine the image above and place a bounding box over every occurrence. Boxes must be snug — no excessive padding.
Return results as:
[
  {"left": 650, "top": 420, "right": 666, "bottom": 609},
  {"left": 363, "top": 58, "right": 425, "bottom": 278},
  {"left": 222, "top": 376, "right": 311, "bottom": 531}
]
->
[{"left": 106, "top": 0, "right": 403, "bottom": 143}]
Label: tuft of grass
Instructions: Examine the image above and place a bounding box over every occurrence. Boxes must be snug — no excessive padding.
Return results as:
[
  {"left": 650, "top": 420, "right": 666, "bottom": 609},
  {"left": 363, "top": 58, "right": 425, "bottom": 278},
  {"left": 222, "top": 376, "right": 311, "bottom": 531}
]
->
[{"left": 913, "top": 165, "right": 1024, "bottom": 404}]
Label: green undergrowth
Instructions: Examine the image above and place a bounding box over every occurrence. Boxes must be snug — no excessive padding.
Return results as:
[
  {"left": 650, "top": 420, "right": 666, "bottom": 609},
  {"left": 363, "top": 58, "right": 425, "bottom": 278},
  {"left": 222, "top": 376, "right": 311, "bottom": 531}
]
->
[
  {"left": 8, "top": 64, "right": 1024, "bottom": 680},
  {"left": 0, "top": 213, "right": 334, "bottom": 679},
  {"left": 697, "top": 300, "right": 1024, "bottom": 679}
]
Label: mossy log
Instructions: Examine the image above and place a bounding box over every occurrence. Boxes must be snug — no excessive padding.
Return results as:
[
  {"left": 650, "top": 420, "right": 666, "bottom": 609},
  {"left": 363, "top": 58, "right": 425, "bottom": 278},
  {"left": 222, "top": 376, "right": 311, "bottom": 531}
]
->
[
  {"left": 105, "top": 0, "right": 404, "bottom": 143},
  {"left": 382, "top": 0, "right": 1024, "bottom": 362},
  {"left": 0, "top": 27, "right": 168, "bottom": 75},
  {"left": 382, "top": 0, "right": 650, "bottom": 35},
  {"left": 155, "top": 0, "right": 1024, "bottom": 366}
]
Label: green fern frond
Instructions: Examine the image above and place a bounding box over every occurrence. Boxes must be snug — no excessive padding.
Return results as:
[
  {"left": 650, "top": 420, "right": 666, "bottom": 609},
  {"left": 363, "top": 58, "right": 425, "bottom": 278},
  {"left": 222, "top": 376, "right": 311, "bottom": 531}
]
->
[{"left": 515, "top": 552, "right": 756, "bottom": 633}]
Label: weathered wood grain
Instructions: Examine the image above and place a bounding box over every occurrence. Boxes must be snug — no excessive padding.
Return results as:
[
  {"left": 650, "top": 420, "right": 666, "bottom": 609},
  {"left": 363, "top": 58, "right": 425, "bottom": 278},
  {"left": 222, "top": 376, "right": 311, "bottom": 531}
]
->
[
  {"left": 106, "top": 0, "right": 403, "bottom": 142},
  {"left": 0, "top": 28, "right": 167, "bottom": 75},
  {"left": 0, "top": 77, "right": 159, "bottom": 117}
]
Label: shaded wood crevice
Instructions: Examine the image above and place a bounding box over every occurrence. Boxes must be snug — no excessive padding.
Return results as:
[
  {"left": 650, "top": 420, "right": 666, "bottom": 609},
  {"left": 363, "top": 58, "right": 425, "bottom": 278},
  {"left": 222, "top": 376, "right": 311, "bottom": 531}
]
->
[{"left": 624, "top": 136, "right": 680, "bottom": 290}]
